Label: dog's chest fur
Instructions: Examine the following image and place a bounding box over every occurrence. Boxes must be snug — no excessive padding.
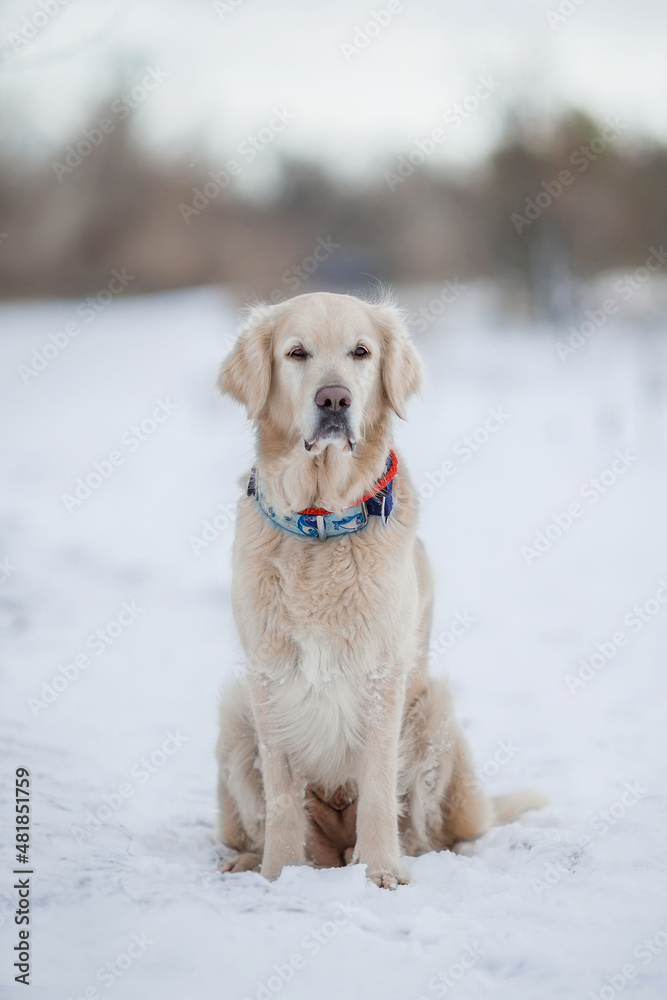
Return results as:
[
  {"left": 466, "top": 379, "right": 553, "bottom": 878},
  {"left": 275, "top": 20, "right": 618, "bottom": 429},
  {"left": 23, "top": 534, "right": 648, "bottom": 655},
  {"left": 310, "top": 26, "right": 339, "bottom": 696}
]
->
[{"left": 236, "top": 507, "right": 417, "bottom": 781}]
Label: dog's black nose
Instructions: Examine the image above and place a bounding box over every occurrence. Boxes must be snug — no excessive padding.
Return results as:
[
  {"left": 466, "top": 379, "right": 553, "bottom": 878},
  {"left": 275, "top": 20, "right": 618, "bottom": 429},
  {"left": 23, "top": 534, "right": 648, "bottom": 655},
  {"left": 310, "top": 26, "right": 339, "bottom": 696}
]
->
[{"left": 314, "top": 385, "right": 352, "bottom": 413}]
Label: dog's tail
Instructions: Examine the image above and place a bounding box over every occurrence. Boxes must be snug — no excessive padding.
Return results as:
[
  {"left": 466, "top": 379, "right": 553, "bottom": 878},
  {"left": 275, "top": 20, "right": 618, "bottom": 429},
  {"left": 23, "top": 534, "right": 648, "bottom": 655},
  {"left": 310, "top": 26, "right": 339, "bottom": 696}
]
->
[{"left": 491, "top": 789, "right": 548, "bottom": 825}]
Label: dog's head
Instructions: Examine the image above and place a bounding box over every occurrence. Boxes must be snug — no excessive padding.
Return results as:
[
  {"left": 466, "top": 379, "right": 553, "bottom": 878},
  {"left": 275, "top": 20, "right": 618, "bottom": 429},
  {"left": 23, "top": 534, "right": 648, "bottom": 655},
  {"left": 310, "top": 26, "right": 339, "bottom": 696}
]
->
[{"left": 219, "top": 292, "right": 422, "bottom": 456}]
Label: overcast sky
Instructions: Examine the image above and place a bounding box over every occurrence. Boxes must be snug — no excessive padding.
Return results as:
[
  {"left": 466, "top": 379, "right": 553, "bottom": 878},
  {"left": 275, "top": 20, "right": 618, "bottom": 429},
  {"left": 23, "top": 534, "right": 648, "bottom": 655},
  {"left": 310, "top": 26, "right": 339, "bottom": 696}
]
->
[{"left": 1, "top": 0, "right": 666, "bottom": 183}]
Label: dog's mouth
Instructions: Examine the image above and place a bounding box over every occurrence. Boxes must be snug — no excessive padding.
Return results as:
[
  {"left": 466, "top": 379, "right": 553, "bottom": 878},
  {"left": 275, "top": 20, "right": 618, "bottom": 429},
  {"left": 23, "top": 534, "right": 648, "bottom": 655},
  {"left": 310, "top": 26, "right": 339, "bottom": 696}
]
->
[{"left": 304, "top": 415, "right": 356, "bottom": 453}]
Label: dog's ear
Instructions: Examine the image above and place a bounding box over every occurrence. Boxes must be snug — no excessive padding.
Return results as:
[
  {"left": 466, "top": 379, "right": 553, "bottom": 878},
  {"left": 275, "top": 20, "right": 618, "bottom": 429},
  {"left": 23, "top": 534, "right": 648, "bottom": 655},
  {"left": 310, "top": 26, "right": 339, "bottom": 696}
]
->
[
  {"left": 218, "top": 304, "right": 276, "bottom": 419},
  {"left": 373, "top": 303, "right": 424, "bottom": 419}
]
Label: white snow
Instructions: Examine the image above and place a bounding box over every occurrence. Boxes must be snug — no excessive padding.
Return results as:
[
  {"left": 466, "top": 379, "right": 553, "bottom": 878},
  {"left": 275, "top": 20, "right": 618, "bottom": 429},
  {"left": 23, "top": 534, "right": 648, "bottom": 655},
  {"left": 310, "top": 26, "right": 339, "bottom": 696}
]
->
[{"left": 1, "top": 286, "right": 666, "bottom": 1000}]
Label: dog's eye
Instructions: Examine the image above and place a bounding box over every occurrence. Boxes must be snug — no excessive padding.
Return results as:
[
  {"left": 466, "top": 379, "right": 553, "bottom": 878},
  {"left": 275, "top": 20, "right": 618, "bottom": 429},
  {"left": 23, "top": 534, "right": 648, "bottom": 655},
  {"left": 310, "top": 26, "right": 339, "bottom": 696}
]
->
[
  {"left": 287, "top": 347, "right": 307, "bottom": 359},
  {"left": 352, "top": 345, "right": 370, "bottom": 358}
]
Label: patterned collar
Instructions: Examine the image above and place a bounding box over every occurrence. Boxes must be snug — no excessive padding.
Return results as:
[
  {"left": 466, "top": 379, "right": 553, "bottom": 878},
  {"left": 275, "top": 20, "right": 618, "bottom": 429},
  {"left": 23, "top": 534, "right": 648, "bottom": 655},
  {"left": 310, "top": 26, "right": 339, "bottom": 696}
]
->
[{"left": 247, "top": 451, "right": 398, "bottom": 541}]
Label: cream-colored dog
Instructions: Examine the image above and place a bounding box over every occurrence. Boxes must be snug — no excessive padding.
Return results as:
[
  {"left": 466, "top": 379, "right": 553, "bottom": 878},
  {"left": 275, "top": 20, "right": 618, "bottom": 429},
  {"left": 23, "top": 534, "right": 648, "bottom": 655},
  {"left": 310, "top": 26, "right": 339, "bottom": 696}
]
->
[{"left": 215, "top": 291, "right": 543, "bottom": 888}]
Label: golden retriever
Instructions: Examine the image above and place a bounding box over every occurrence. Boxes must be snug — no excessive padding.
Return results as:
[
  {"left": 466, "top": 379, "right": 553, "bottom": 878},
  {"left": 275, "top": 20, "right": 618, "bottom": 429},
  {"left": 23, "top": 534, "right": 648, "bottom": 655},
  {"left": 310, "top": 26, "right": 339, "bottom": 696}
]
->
[{"left": 215, "top": 291, "right": 544, "bottom": 888}]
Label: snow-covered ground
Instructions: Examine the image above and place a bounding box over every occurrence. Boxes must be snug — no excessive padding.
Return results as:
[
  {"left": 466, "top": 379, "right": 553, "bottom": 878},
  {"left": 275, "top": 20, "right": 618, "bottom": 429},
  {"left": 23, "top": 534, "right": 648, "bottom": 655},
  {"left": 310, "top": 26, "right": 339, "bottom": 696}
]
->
[{"left": 1, "top": 286, "right": 667, "bottom": 1000}]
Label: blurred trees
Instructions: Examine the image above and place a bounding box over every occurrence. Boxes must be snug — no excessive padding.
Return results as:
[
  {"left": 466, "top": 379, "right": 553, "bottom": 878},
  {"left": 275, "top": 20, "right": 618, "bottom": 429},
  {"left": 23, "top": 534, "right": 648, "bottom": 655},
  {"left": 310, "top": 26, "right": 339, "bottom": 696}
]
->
[{"left": 1, "top": 101, "right": 666, "bottom": 310}]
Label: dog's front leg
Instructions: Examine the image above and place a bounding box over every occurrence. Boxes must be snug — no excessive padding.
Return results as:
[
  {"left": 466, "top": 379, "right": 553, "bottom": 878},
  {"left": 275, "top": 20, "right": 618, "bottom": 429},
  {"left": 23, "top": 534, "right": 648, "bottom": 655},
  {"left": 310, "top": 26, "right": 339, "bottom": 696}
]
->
[
  {"left": 353, "top": 674, "right": 409, "bottom": 889},
  {"left": 251, "top": 695, "right": 307, "bottom": 880},
  {"left": 259, "top": 749, "right": 307, "bottom": 879}
]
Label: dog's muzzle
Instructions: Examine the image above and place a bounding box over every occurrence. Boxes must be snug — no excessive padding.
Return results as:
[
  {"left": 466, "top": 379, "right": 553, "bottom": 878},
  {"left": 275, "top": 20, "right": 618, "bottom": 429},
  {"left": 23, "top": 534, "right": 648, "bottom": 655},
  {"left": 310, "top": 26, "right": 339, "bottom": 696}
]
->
[{"left": 305, "top": 385, "right": 356, "bottom": 451}]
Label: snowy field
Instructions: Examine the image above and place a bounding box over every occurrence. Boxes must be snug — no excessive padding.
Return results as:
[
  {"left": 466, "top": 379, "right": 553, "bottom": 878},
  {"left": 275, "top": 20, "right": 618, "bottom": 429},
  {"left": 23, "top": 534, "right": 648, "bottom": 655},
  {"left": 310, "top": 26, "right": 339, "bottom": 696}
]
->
[{"left": 1, "top": 286, "right": 667, "bottom": 1000}]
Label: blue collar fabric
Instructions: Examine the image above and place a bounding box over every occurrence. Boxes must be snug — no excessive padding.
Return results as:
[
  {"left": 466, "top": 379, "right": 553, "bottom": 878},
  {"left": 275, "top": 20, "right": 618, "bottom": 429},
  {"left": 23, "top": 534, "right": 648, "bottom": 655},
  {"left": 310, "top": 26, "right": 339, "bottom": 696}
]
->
[{"left": 247, "top": 453, "right": 396, "bottom": 541}]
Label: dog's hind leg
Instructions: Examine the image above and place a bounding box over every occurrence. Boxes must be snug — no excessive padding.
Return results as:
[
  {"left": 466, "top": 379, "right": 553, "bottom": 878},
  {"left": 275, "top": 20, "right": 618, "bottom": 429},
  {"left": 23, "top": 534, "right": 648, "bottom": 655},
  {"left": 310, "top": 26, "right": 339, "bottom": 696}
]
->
[
  {"left": 402, "top": 677, "right": 545, "bottom": 849},
  {"left": 439, "top": 733, "right": 494, "bottom": 846},
  {"left": 216, "top": 680, "right": 265, "bottom": 873},
  {"left": 398, "top": 676, "right": 494, "bottom": 853}
]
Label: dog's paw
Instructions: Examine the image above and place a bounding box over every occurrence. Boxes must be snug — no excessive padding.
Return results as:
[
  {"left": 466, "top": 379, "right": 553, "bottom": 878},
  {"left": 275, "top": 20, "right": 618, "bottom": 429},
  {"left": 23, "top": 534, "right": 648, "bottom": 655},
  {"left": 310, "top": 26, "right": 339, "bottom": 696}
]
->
[
  {"left": 367, "top": 867, "right": 410, "bottom": 890},
  {"left": 217, "top": 851, "right": 261, "bottom": 874}
]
